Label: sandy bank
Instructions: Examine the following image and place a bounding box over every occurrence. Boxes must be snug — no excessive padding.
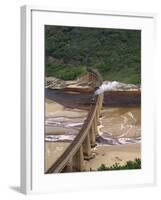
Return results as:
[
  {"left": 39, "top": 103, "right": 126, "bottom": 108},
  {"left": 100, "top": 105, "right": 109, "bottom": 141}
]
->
[
  {"left": 84, "top": 143, "right": 141, "bottom": 171},
  {"left": 45, "top": 98, "right": 88, "bottom": 172},
  {"left": 45, "top": 142, "right": 70, "bottom": 172}
]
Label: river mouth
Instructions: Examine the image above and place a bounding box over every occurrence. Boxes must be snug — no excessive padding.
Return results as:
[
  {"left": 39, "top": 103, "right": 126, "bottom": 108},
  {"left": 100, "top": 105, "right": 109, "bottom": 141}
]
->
[
  {"left": 45, "top": 89, "right": 141, "bottom": 146},
  {"left": 45, "top": 88, "right": 141, "bottom": 171}
]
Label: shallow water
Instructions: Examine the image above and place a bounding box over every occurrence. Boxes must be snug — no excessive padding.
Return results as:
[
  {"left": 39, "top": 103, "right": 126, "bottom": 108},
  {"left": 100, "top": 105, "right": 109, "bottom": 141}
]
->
[
  {"left": 45, "top": 107, "right": 141, "bottom": 145},
  {"left": 45, "top": 89, "right": 141, "bottom": 146},
  {"left": 97, "top": 106, "right": 141, "bottom": 145}
]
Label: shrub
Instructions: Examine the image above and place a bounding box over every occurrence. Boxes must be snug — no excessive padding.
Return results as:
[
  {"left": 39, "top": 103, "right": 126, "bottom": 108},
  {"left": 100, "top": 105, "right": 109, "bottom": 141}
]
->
[
  {"left": 45, "top": 26, "right": 141, "bottom": 84},
  {"left": 97, "top": 158, "right": 141, "bottom": 171}
]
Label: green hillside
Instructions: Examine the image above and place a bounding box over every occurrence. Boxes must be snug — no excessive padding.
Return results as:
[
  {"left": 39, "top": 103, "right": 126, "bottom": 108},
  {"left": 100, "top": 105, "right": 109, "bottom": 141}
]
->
[{"left": 45, "top": 26, "right": 141, "bottom": 84}]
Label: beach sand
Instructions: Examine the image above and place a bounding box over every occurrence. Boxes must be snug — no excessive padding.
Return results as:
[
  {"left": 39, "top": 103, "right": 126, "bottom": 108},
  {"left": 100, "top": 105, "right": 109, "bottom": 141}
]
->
[
  {"left": 45, "top": 96, "right": 141, "bottom": 172},
  {"left": 45, "top": 142, "right": 70, "bottom": 172},
  {"left": 84, "top": 143, "right": 141, "bottom": 171},
  {"left": 45, "top": 98, "right": 87, "bottom": 172},
  {"left": 45, "top": 142, "right": 141, "bottom": 172}
]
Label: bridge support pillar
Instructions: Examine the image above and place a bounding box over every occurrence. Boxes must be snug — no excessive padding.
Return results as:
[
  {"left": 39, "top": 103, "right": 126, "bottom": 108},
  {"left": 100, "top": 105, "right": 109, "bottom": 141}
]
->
[
  {"left": 63, "top": 158, "right": 73, "bottom": 172},
  {"left": 97, "top": 94, "right": 104, "bottom": 125},
  {"left": 100, "top": 94, "right": 104, "bottom": 112},
  {"left": 96, "top": 110, "right": 101, "bottom": 125},
  {"left": 73, "top": 145, "right": 84, "bottom": 172},
  {"left": 83, "top": 133, "right": 93, "bottom": 160},
  {"left": 94, "top": 116, "right": 98, "bottom": 136},
  {"left": 90, "top": 124, "right": 96, "bottom": 147}
]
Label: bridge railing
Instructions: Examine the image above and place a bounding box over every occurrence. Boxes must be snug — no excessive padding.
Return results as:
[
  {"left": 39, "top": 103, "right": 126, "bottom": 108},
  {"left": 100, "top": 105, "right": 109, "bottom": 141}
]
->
[{"left": 46, "top": 69, "right": 103, "bottom": 173}]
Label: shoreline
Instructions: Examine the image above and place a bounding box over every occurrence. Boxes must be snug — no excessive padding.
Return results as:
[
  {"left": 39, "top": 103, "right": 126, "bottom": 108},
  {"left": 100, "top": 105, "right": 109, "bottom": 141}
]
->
[{"left": 45, "top": 92, "right": 141, "bottom": 172}]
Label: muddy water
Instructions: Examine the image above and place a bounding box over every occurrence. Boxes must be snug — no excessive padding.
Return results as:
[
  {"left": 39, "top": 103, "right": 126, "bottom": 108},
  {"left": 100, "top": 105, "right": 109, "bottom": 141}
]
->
[
  {"left": 97, "top": 106, "right": 141, "bottom": 145},
  {"left": 45, "top": 106, "right": 141, "bottom": 145},
  {"left": 45, "top": 89, "right": 141, "bottom": 145}
]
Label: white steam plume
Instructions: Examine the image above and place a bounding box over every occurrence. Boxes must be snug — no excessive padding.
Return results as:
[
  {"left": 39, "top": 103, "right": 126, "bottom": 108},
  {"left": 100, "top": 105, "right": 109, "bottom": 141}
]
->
[
  {"left": 94, "top": 81, "right": 118, "bottom": 95},
  {"left": 94, "top": 81, "right": 139, "bottom": 96}
]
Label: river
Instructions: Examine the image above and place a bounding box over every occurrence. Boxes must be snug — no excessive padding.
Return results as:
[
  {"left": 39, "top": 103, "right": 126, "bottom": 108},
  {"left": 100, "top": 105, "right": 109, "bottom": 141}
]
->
[
  {"left": 45, "top": 88, "right": 141, "bottom": 171},
  {"left": 45, "top": 88, "right": 141, "bottom": 145}
]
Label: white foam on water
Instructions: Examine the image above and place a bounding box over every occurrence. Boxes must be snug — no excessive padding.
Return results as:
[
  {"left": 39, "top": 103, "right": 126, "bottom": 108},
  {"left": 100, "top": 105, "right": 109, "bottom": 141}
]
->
[
  {"left": 65, "top": 122, "right": 83, "bottom": 128},
  {"left": 118, "top": 137, "right": 140, "bottom": 144},
  {"left": 97, "top": 124, "right": 104, "bottom": 136},
  {"left": 46, "top": 116, "right": 70, "bottom": 121},
  {"left": 45, "top": 116, "right": 84, "bottom": 129},
  {"left": 45, "top": 120, "right": 62, "bottom": 125},
  {"left": 97, "top": 135, "right": 141, "bottom": 146},
  {"left": 45, "top": 134, "right": 76, "bottom": 142}
]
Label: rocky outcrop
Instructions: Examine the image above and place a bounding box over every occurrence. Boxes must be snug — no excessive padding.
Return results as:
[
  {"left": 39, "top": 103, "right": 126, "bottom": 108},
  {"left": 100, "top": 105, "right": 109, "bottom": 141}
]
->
[
  {"left": 45, "top": 77, "right": 68, "bottom": 89},
  {"left": 45, "top": 73, "right": 94, "bottom": 92},
  {"left": 45, "top": 74, "right": 141, "bottom": 94}
]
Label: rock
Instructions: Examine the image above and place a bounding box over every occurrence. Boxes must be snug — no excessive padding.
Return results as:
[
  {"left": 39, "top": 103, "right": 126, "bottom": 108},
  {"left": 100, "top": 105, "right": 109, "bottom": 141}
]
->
[
  {"left": 45, "top": 73, "right": 95, "bottom": 92},
  {"left": 45, "top": 77, "right": 66, "bottom": 89}
]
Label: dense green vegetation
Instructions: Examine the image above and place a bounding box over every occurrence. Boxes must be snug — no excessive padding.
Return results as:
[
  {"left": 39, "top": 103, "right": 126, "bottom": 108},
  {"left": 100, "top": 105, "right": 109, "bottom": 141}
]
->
[
  {"left": 45, "top": 26, "right": 141, "bottom": 84},
  {"left": 97, "top": 158, "right": 141, "bottom": 171}
]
